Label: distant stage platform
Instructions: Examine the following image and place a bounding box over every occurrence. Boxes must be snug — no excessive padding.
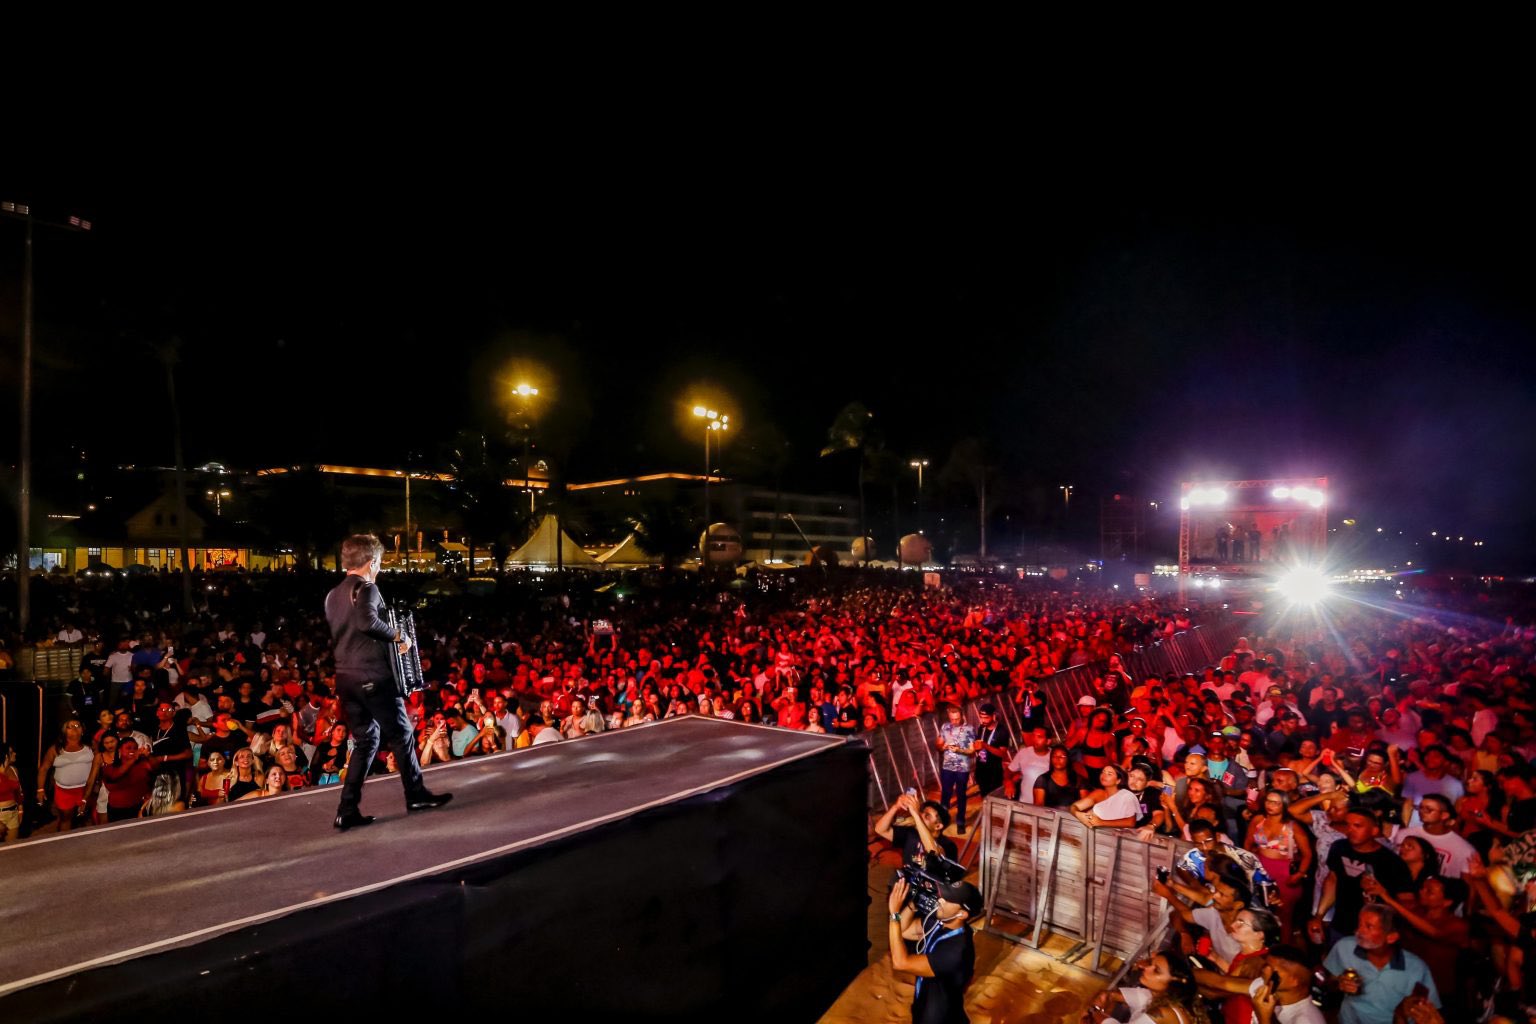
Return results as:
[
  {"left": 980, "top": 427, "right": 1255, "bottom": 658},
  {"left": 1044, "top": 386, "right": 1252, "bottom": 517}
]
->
[{"left": 0, "top": 717, "right": 869, "bottom": 1022}]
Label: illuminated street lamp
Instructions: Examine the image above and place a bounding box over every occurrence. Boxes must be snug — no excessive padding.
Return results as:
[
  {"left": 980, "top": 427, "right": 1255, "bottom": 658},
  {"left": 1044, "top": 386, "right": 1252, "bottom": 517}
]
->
[
  {"left": 205, "top": 489, "right": 231, "bottom": 516},
  {"left": 514, "top": 383, "right": 540, "bottom": 512},
  {"left": 909, "top": 459, "right": 929, "bottom": 534},
  {"left": 1060, "top": 484, "right": 1074, "bottom": 516},
  {"left": 692, "top": 405, "right": 729, "bottom": 526}
]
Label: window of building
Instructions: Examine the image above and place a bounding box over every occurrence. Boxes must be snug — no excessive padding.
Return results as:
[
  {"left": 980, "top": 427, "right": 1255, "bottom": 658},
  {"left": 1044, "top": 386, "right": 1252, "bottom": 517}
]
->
[
  {"left": 88, "top": 547, "right": 102, "bottom": 556},
  {"left": 148, "top": 548, "right": 161, "bottom": 558}
]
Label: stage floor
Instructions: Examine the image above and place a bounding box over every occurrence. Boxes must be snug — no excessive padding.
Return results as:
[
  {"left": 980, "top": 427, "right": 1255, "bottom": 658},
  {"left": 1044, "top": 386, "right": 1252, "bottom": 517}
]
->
[{"left": 0, "top": 717, "right": 846, "bottom": 998}]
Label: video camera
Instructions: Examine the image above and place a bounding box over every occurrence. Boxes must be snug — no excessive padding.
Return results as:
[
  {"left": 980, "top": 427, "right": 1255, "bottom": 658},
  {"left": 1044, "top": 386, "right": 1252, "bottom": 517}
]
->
[{"left": 899, "top": 852, "right": 968, "bottom": 917}]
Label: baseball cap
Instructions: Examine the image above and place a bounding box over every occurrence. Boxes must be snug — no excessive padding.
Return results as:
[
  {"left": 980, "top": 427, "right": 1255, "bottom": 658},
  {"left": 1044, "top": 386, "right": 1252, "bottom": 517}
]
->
[
  {"left": 936, "top": 879, "right": 985, "bottom": 916},
  {"left": 1220, "top": 726, "right": 1241, "bottom": 737},
  {"left": 1078, "top": 695, "right": 1098, "bottom": 707},
  {"left": 978, "top": 703, "right": 996, "bottom": 714}
]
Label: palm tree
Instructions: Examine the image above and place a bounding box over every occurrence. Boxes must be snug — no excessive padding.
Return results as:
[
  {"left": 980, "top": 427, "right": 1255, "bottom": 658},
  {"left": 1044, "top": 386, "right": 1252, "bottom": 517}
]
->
[
  {"left": 249, "top": 466, "right": 351, "bottom": 570},
  {"left": 630, "top": 500, "right": 699, "bottom": 571},
  {"left": 820, "top": 402, "right": 876, "bottom": 566},
  {"left": 444, "top": 431, "right": 519, "bottom": 575},
  {"left": 941, "top": 437, "right": 999, "bottom": 562}
]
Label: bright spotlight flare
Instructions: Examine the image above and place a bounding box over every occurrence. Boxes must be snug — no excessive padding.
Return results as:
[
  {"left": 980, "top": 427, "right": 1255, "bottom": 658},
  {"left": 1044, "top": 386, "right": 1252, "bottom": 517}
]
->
[
  {"left": 1276, "top": 567, "right": 1332, "bottom": 605},
  {"left": 1181, "top": 487, "right": 1229, "bottom": 510},
  {"left": 1272, "top": 485, "right": 1324, "bottom": 508}
]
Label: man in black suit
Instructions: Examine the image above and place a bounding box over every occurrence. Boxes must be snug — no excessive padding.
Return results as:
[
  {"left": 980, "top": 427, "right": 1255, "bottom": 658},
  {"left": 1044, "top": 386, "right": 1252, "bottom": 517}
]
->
[{"left": 326, "top": 534, "right": 451, "bottom": 831}]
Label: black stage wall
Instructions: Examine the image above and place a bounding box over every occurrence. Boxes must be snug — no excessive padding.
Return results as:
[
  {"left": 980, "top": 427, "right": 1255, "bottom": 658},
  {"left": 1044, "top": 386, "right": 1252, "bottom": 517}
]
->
[{"left": 4, "top": 740, "right": 869, "bottom": 1023}]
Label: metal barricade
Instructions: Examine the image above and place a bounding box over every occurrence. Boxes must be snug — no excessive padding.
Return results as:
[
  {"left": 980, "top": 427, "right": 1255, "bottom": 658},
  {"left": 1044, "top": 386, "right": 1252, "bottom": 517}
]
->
[
  {"left": 979, "top": 796, "right": 1190, "bottom": 976},
  {"left": 863, "top": 617, "right": 1249, "bottom": 814}
]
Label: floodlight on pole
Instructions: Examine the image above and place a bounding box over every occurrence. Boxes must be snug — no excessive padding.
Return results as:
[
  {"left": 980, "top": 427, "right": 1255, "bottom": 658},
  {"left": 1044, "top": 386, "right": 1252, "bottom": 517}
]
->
[
  {"left": 513, "top": 383, "right": 541, "bottom": 512},
  {"left": 691, "top": 405, "right": 729, "bottom": 527},
  {"left": 909, "top": 459, "right": 929, "bottom": 534}
]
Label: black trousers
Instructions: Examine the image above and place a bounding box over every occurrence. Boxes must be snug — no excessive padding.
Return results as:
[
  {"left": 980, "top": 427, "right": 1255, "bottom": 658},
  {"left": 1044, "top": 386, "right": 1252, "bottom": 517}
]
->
[
  {"left": 336, "top": 678, "right": 427, "bottom": 815},
  {"left": 975, "top": 761, "right": 1003, "bottom": 800}
]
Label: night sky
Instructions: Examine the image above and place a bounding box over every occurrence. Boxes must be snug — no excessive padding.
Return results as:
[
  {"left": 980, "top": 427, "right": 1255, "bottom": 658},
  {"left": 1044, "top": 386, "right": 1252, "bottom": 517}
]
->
[{"left": 5, "top": 132, "right": 1534, "bottom": 564}]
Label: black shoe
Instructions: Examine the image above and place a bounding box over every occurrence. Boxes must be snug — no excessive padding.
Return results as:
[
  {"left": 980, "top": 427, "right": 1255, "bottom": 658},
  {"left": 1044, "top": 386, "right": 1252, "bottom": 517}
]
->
[
  {"left": 407, "top": 792, "right": 453, "bottom": 813},
  {"left": 334, "top": 812, "right": 376, "bottom": 832}
]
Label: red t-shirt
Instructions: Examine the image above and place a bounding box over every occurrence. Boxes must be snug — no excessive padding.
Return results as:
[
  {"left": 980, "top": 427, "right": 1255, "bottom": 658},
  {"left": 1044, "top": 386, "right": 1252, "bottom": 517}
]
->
[{"left": 104, "top": 759, "right": 153, "bottom": 809}]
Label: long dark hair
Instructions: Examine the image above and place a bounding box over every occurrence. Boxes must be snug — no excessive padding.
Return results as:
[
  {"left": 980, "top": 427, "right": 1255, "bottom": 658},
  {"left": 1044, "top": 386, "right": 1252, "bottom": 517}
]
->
[
  {"left": 1470, "top": 769, "right": 1506, "bottom": 818},
  {"left": 1149, "top": 953, "right": 1213, "bottom": 1024}
]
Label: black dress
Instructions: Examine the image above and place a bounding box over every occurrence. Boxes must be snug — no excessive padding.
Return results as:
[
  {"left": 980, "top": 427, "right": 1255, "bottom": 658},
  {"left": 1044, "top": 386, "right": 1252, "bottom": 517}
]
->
[{"left": 1036, "top": 771, "right": 1080, "bottom": 809}]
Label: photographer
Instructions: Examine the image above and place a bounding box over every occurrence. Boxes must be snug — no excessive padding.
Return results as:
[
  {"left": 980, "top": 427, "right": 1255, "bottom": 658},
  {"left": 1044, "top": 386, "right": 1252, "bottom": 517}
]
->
[
  {"left": 887, "top": 874, "right": 983, "bottom": 1024},
  {"left": 876, "top": 792, "right": 959, "bottom": 867}
]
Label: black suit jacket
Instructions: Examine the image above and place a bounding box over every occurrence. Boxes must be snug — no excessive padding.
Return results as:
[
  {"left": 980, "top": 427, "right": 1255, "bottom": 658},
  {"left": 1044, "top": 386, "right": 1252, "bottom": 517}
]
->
[{"left": 325, "top": 575, "right": 398, "bottom": 689}]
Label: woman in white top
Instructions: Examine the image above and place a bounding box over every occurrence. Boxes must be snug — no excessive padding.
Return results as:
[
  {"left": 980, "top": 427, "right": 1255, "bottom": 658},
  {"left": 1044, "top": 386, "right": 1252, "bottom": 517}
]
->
[
  {"left": 1087, "top": 952, "right": 1212, "bottom": 1024},
  {"left": 1071, "top": 764, "right": 1141, "bottom": 829},
  {"left": 36, "top": 720, "right": 97, "bottom": 833}
]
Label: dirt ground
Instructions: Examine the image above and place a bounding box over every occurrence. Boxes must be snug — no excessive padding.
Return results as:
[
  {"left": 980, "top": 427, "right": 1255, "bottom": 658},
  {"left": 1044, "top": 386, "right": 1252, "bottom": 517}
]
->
[{"left": 818, "top": 845, "right": 1109, "bottom": 1024}]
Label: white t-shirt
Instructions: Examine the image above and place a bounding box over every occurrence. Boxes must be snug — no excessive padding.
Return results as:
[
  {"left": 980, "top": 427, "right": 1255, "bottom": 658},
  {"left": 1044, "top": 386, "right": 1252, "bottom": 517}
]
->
[
  {"left": 1191, "top": 905, "right": 1243, "bottom": 967},
  {"left": 1248, "top": 978, "right": 1326, "bottom": 1024},
  {"left": 105, "top": 650, "right": 135, "bottom": 683},
  {"left": 1110, "top": 987, "right": 1191, "bottom": 1024},
  {"left": 493, "top": 711, "right": 522, "bottom": 750},
  {"left": 1392, "top": 825, "right": 1477, "bottom": 879},
  {"left": 176, "top": 693, "right": 214, "bottom": 723},
  {"left": 1007, "top": 747, "right": 1052, "bottom": 800},
  {"left": 1093, "top": 788, "right": 1142, "bottom": 822}
]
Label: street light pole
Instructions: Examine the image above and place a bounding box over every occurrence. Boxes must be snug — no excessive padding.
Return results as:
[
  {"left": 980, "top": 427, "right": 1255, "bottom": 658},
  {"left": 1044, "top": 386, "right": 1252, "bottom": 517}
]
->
[
  {"left": 909, "top": 459, "right": 929, "bottom": 535},
  {"left": 514, "top": 383, "right": 539, "bottom": 515},
  {"left": 692, "top": 405, "right": 728, "bottom": 529},
  {"left": 3, "top": 201, "right": 91, "bottom": 633},
  {"left": 18, "top": 211, "right": 32, "bottom": 630},
  {"left": 1060, "top": 484, "right": 1074, "bottom": 517}
]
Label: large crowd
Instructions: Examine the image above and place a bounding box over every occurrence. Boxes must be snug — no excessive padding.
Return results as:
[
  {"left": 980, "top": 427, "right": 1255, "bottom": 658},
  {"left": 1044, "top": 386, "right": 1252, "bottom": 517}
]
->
[
  {"left": 967, "top": 594, "right": 1536, "bottom": 1024},
  {"left": 11, "top": 569, "right": 1536, "bottom": 1023},
  {"left": 0, "top": 570, "right": 1206, "bottom": 842}
]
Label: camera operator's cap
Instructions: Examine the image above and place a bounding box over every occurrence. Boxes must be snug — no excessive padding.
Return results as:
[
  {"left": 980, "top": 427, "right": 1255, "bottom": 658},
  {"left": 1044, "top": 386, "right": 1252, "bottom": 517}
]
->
[
  {"left": 937, "top": 879, "right": 984, "bottom": 916},
  {"left": 1077, "top": 695, "right": 1097, "bottom": 707}
]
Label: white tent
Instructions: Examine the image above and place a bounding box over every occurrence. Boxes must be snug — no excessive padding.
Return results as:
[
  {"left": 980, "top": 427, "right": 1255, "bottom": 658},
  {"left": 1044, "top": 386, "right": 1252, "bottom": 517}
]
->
[
  {"left": 504, "top": 516, "right": 603, "bottom": 569},
  {"left": 597, "top": 533, "right": 662, "bottom": 567}
]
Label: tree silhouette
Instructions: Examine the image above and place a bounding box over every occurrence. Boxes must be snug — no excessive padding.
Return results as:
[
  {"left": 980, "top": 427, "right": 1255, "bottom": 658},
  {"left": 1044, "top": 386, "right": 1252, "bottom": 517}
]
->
[
  {"left": 941, "top": 437, "right": 1000, "bottom": 561},
  {"left": 630, "top": 499, "right": 699, "bottom": 571},
  {"left": 444, "top": 430, "right": 520, "bottom": 575},
  {"left": 820, "top": 402, "right": 877, "bottom": 566}
]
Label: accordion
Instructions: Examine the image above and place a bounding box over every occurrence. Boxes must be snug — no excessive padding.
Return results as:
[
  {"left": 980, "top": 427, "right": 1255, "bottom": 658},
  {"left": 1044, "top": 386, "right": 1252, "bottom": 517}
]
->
[{"left": 386, "top": 603, "right": 426, "bottom": 694}]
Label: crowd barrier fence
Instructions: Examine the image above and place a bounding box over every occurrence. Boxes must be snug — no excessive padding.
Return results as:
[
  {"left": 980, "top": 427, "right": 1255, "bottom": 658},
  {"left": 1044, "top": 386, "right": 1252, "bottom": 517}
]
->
[
  {"left": 979, "top": 797, "right": 1189, "bottom": 977},
  {"left": 865, "top": 619, "right": 1247, "bottom": 812}
]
